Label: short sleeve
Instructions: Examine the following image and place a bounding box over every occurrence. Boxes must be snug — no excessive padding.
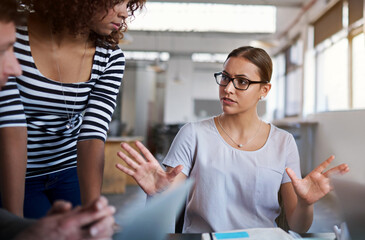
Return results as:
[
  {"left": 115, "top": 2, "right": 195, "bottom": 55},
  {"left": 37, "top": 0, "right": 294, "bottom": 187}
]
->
[
  {"left": 282, "top": 134, "right": 302, "bottom": 184},
  {"left": 162, "top": 123, "right": 197, "bottom": 176},
  {"left": 0, "top": 78, "right": 27, "bottom": 128},
  {"left": 78, "top": 47, "right": 125, "bottom": 142}
]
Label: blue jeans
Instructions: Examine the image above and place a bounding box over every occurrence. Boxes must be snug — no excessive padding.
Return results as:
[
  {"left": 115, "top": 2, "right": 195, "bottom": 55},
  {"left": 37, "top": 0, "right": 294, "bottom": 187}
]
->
[{"left": 23, "top": 167, "right": 81, "bottom": 219}]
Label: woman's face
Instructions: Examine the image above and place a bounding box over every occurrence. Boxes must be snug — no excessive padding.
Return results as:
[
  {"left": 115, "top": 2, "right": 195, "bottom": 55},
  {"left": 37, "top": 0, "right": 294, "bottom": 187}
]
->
[
  {"left": 90, "top": 1, "right": 130, "bottom": 36},
  {"left": 219, "top": 56, "right": 269, "bottom": 115},
  {"left": 0, "top": 22, "right": 22, "bottom": 89}
]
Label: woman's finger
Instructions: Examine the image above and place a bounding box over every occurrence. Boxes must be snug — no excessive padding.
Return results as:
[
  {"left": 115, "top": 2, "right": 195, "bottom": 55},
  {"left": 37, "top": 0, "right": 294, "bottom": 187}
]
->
[
  {"left": 323, "top": 164, "right": 350, "bottom": 177},
  {"left": 286, "top": 167, "right": 300, "bottom": 186},
  {"left": 167, "top": 165, "right": 184, "bottom": 181},
  {"left": 117, "top": 151, "right": 140, "bottom": 170},
  {"left": 135, "top": 141, "right": 158, "bottom": 163},
  {"left": 115, "top": 163, "right": 135, "bottom": 176},
  {"left": 120, "top": 142, "right": 146, "bottom": 165},
  {"left": 313, "top": 155, "right": 335, "bottom": 173}
]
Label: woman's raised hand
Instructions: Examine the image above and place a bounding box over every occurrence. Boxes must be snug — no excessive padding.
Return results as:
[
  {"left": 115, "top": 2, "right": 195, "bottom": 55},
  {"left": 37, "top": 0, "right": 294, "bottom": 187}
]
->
[
  {"left": 286, "top": 155, "right": 349, "bottom": 205},
  {"left": 115, "top": 141, "right": 183, "bottom": 195}
]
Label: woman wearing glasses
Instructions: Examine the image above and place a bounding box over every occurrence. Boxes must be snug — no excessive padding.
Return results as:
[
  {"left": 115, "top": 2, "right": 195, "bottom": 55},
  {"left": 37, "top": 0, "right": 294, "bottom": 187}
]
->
[{"left": 116, "top": 46, "right": 349, "bottom": 233}]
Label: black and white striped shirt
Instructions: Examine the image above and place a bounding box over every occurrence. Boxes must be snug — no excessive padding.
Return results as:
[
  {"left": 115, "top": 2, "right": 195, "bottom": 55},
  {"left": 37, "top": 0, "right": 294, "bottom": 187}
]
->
[{"left": 0, "top": 26, "right": 125, "bottom": 178}]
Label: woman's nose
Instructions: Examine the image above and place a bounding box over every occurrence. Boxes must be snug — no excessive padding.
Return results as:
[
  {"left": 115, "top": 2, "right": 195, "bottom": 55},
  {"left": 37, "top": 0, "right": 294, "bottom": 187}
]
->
[
  {"left": 115, "top": 2, "right": 129, "bottom": 19},
  {"left": 224, "top": 80, "right": 235, "bottom": 93}
]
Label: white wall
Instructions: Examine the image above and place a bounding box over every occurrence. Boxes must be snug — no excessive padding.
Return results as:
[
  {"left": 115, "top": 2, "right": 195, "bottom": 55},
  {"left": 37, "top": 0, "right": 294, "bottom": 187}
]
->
[
  {"left": 121, "top": 67, "right": 137, "bottom": 134},
  {"left": 308, "top": 110, "right": 365, "bottom": 183},
  {"left": 164, "top": 55, "right": 194, "bottom": 124},
  {"left": 134, "top": 65, "right": 156, "bottom": 139},
  {"left": 122, "top": 63, "right": 157, "bottom": 141}
]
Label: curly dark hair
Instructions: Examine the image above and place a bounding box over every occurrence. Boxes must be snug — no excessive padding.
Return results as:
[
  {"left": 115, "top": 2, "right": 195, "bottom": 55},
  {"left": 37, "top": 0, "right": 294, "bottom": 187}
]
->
[
  {"left": 18, "top": 0, "right": 146, "bottom": 47},
  {"left": 0, "top": 0, "right": 25, "bottom": 25}
]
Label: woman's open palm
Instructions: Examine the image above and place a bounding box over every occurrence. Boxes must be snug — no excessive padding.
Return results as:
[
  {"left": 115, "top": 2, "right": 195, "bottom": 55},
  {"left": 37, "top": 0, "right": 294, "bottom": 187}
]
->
[
  {"left": 115, "top": 141, "right": 183, "bottom": 195},
  {"left": 286, "top": 155, "right": 349, "bottom": 205}
]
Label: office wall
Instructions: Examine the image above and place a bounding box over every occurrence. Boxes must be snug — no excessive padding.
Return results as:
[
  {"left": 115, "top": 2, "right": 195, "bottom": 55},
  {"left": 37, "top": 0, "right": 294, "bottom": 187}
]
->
[
  {"left": 122, "top": 63, "right": 157, "bottom": 140},
  {"left": 164, "top": 55, "right": 194, "bottom": 124},
  {"left": 121, "top": 67, "right": 137, "bottom": 135},
  {"left": 308, "top": 110, "right": 365, "bottom": 183}
]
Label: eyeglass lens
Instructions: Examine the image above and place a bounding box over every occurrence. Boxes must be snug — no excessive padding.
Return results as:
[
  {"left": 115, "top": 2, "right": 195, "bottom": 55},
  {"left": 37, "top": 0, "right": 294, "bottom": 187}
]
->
[{"left": 216, "top": 73, "right": 249, "bottom": 90}]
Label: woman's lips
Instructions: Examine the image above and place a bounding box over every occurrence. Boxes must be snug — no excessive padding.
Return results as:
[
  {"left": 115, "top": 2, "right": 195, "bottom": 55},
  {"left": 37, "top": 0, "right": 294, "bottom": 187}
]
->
[
  {"left": 112, "top": 23, "right": 120, "bottom": 30},
  {"left": 221, "top": 97, "right": 236, "bottom": 105}
]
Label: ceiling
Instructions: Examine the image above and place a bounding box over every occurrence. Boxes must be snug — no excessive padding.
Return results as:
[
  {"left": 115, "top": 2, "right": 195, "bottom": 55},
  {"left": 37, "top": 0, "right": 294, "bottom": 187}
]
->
[
  {"left": 122, "top": 0, "right": 310, "bottom": 55},
  {"left": 147, "top": 0, "right": 308, "bottom": 7}
]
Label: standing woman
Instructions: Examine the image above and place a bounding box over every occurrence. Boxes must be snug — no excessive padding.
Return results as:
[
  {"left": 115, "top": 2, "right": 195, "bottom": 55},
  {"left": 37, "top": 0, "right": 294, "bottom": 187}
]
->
[
  {"left": 116, "top": 46, "right": 349, "bottom": 233},
  {"left": 0, "top": 0, "right": 145, "bottom": 218}
]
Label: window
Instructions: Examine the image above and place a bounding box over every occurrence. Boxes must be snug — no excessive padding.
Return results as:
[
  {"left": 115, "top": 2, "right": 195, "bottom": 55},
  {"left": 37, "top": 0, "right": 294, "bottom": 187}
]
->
[
  {"left": 352, "top": 33, "right": 365, "bottom": 109},
  {"left": 316, "top": 38, "right": 349, "bottom": 111},
  {"left": 270, "top": 54, "right": 286, "bottom": 119},
  {"left": 284, "top": 39, "right": 304, "bottom": 117},
  {"left": 313, "top": 0, "right": 364, "bottom": 112}
]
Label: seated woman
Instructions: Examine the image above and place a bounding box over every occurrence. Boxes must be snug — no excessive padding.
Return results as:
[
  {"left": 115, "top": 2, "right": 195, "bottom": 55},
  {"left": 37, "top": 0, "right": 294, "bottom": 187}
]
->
[{"left": 115, "top": 46, "right": 349, "bottom": 233}]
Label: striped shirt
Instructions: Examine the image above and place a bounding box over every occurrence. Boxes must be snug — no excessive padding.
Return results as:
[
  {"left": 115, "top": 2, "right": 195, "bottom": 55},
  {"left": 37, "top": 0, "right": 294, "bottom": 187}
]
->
[{"left": 0, "top": 26, "right": 125, "bottom": 178}]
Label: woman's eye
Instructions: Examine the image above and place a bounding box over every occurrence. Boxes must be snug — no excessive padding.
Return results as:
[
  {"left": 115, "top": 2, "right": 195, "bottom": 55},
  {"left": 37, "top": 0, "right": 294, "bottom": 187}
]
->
[
  {"left": 222, "top": 75, "right": 230, "bottom": 81},
  {"left": 237, "top": 79, "right": 248, "bottom": 85}
]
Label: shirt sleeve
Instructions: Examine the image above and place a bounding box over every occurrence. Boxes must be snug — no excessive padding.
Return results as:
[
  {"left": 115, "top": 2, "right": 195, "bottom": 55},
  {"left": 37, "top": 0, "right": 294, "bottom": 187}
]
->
[
  {"left": 162, "top": 122, "right": 197, "bottom": 176},
  {"left": 0, "top": 77, "right": 27, "bottom": 128},
  {"left": 78, "top": 47, "right": 125, "bottom": 142},
  {"left": 282, "top": 133, "right": 302, "bottom": 184},
  {"left": 0, "top": 209, "right": 36, "bottom": 239}
]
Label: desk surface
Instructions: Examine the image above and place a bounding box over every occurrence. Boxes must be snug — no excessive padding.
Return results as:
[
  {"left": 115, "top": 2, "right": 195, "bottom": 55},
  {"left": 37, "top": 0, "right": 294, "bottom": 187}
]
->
[
  {"left": 168, "top": 233, "right": 201, "bottom": 240},
  {"left": 167, "top": 232, "right": 336, "bottom": 240}
]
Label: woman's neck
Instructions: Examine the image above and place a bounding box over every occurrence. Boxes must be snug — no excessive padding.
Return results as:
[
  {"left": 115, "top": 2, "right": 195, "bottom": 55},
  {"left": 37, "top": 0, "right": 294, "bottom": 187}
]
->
[{"left": 220, "top": 111, "right": 261, "bottom": 132}]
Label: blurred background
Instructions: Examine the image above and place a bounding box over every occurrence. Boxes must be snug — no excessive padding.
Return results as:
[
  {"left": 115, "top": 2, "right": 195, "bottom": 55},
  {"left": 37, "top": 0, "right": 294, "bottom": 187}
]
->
[{"left": 106, "top": 0, "right": 365, "bottom": 183}]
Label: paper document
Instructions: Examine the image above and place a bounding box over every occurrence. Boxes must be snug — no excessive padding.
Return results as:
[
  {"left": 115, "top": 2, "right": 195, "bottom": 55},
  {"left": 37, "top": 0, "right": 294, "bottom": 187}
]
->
[{"left": 202, "top": 228, "right": 294, "bottom": 240}]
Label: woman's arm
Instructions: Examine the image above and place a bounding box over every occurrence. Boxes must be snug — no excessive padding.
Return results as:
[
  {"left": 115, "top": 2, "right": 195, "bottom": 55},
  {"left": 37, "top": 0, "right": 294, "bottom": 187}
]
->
[
  {"left": 283, "top": 155, "right": 349, "bottom": 232},
  {"left": 77, "top": 47, "right": 125, "bottom": 205},
  {"left": 280, "top": 182, "right": 313, "bottom": 232},
  {"left": 0, "top": 127, "right": 27, "bottom": 216},
  {"left": 77, "top": 139, "right": 105, "bottom": 205}
]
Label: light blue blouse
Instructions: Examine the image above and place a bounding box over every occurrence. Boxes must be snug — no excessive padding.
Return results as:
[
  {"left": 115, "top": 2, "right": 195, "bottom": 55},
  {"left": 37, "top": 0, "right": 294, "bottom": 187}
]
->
[{"left": 163, "top": 117, "right": 301, "bottom": 233}]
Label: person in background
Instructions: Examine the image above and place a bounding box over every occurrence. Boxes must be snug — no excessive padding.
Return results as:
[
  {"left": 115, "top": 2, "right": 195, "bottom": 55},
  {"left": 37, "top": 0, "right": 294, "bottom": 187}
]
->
[
  {"left": 116, "top": 46, "right": 350, "bottom": 233},
  {"left": 0, "top": 0, "right": 146, "bottom": 218},
  {"left": 0, "top": 0, "right": 27, "bottom": 218},
  {"left": 0, "top": 1, "right": 115, "bottom": 239}
]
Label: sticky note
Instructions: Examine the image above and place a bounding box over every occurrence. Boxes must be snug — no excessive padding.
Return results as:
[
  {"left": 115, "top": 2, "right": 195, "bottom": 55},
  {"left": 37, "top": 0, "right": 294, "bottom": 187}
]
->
[{"left": 214, "top": 231, "right": 249, "bottom": 239}]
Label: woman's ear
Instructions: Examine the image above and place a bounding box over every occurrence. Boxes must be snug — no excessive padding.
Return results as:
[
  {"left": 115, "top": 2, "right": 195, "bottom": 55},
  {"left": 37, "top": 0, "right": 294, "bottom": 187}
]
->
[{"left": 261, "top": 83, "right": 271, "bottom": 97}]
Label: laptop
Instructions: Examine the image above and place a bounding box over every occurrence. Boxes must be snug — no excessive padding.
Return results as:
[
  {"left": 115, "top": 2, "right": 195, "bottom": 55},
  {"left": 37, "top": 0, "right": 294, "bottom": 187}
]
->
[
  {"left": 113, "top": 179, "right": 193, "bottom": 240},
  {"left": 331, "top": 176, "right": 365, "bottom": 240}
]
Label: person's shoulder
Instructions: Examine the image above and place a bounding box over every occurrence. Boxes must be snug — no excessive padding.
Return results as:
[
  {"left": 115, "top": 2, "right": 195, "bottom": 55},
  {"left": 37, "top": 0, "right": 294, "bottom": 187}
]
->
[
  {"left": 178, "top": 117, "right": 216, "bottom": 137},
  {"left": 95, "top": 42, "right": 124, "bottom": 58},
  {"left": 94, "top": 44, "right": 125, "bottom": 70},
  {"left": 15, "top": 25, "right": 28, "bottom": 38},
  {"left": 185, "top": 117, "right": 214, "bottom": 129},
  {"left": 269, "top": 123, "right": 295, "bottom": 141}
]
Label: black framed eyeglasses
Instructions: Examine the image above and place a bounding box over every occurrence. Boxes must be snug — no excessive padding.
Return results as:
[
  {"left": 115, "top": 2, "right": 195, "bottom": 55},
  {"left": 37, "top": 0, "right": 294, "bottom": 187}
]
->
[{"left": 214, "top": 71, "right": 269, "bottom": 90}]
